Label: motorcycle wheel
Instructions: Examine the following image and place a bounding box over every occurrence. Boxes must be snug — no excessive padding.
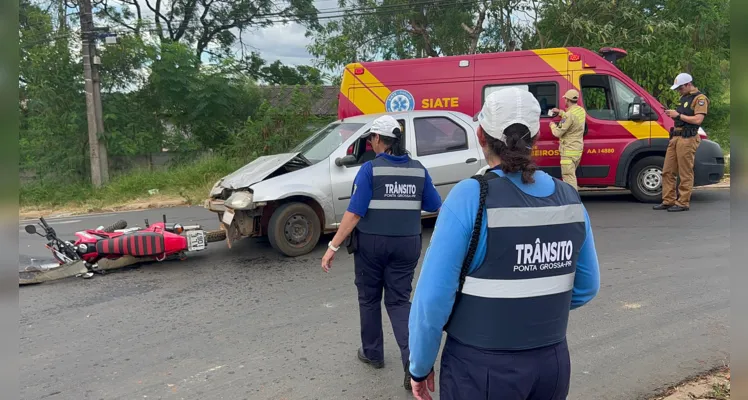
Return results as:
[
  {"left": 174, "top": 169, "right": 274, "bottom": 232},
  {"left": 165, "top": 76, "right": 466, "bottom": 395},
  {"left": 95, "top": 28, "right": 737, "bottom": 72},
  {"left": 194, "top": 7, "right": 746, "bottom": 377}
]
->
[
  {"left": 206, "top": 230, "right": 227, "bottom": 243},
  {"left": 103, "top": 220, "right": 128, "bottom": 232}
]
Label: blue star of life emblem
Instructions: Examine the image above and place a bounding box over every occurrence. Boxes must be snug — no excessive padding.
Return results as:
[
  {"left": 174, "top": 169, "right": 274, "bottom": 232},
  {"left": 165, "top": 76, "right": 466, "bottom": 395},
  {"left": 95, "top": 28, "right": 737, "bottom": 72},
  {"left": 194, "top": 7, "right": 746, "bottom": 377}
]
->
[{"left": 385, "top": 89, "right": 415, "bottom": 112}]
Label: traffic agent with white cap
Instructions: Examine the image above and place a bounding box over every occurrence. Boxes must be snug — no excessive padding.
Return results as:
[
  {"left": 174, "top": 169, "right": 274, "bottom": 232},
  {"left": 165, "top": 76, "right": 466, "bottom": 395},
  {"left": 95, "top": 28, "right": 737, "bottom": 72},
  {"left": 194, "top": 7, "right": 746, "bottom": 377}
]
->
[
  {"left": 321, "top": 114, "right": 442, "bottom": 392},
  {"left": 408, "top": 87, "right": 601, "bottom": 400}
]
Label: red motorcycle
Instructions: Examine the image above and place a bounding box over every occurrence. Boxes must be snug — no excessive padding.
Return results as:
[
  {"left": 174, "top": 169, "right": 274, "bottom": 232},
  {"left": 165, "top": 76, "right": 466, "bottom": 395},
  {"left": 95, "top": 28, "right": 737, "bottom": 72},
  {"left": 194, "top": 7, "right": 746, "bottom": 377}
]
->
[{"left": 22, "top": 215, "right": 226, "bottom": 284}]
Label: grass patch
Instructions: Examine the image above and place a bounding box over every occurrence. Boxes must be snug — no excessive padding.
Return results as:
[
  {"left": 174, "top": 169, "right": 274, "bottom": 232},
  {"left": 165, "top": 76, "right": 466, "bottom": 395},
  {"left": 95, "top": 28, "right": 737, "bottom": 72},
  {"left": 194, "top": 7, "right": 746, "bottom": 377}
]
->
[
  {"left": 703, "top": 382, "right": 730, "bottom": 400},
  {"left": 20, "top": 155, "right": 248, "bottom": 211}
]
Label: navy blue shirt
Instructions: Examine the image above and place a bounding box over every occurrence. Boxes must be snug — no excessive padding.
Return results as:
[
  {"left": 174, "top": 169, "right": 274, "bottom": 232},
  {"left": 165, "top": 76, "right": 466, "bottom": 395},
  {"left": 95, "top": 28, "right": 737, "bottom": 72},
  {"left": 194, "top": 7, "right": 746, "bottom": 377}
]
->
[{"left": 347, "top": 153, "right": 442, "bottom": 217}]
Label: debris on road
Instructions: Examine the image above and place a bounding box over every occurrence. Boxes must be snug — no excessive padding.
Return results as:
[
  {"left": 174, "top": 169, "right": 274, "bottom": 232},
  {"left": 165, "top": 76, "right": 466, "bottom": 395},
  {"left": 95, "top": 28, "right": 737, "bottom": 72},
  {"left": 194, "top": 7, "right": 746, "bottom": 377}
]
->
[{"left": 652, "top": 366, "right": 730, "bottom": 400}]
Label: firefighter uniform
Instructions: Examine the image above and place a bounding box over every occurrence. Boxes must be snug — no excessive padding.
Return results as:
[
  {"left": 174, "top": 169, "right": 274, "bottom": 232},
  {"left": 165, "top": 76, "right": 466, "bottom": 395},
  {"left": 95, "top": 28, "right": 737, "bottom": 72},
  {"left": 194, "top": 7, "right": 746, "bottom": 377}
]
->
[
  {"left": 661, "top": 86, "right": 709, "bottom": 210},
  {"left": 346, "top": 115, "right": 442, "bottom": 388},
  {"left": 550, "top": 90, "right": 587, "bottom": 190}
]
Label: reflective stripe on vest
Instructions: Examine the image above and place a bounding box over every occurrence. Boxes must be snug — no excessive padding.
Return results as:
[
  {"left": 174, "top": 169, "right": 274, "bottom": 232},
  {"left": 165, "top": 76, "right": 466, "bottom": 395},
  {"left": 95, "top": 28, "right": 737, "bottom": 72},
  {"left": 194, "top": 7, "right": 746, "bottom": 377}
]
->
[
  {"left": 356, "top": 156, "right": 425, "bottom": 237},
  {"left": 444, "top": 173, "right": 587, "bottom": 351}
]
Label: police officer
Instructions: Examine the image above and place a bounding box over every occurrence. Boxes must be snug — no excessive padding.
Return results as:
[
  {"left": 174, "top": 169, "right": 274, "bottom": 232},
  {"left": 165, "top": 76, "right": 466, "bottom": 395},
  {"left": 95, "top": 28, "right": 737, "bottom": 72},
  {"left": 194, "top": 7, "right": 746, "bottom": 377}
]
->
[
  {"left": 550, "top": 89, "right": 587, "bottom": 190},
  {"left": 321, "top": 115, "right": 442, "bottom": 390},
  {"left": 653, "top": 73, "right": 709, "bottom": 212},
  {"left": 408, "top": 87, "right": 600, "bottom": 400}
]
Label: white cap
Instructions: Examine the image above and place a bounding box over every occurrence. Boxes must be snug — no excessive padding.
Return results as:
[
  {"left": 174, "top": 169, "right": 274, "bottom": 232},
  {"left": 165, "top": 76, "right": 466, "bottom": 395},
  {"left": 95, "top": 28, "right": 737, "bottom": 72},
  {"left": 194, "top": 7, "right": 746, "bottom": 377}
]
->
[
  {"left": 670, "top": 73, "right": 693, "bottom": 90},
  {"left": 366, "top": 115, "right": 401, "bottom": 138},
  {"left": 474, "top": 87, "right": 541, "bottom": 142}
]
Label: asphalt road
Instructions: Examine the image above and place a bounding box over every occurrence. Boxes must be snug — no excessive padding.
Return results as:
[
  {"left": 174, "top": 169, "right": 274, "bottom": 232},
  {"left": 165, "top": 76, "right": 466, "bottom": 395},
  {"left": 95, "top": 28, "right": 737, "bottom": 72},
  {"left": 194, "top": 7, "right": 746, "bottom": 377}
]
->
[{"left": 19, "top": 189, "right": 730, "bottom": 400}]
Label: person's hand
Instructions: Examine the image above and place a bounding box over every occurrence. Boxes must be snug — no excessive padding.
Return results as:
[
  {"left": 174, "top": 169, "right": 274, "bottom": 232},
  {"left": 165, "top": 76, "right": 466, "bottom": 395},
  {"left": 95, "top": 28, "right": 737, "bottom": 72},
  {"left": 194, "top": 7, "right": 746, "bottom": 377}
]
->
[
  {"left": 411, "top": 370, "right": 435, "bottom": 400},
  {"left": 551, "top": 107, "right": 560, "bottom": 115},
  {"left": 321, "top": 248, "right": 336, "bottom": 272},
  {"left": 665, "top": 109, "right": 679, "bottom": 118}
]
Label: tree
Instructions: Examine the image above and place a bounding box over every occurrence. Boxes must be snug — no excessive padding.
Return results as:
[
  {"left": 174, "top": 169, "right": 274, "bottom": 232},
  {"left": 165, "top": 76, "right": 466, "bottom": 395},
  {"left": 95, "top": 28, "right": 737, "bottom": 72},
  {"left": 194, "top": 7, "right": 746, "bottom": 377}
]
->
[
  {"left": 20, "top": 0, "right": 89, "bottom": 182},
  {"left": 306, "top": 0, "right": 539, "bottom": 71},
  {"left": 95, "top": 0, "right": 321, "bottom": 59}
]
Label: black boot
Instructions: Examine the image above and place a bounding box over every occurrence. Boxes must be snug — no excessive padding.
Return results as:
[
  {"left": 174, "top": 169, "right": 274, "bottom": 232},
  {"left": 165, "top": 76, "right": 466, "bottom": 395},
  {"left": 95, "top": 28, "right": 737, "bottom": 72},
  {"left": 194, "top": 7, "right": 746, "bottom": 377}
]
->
[
  {"left": 667, "top": 205, "right": 690, "bottom": 212},
  {"left": 653, "top": 203, "right": 673, "bottom": 210},
  {"left": 357, "top": 348, "right": 384, "bottom": 369}
]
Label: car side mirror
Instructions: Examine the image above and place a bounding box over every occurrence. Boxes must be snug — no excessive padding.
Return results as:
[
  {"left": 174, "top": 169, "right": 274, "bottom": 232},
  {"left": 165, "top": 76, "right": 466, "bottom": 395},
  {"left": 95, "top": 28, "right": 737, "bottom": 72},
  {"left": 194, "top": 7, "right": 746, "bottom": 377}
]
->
[
  {"left": 335, "top": 154, "right": 357, "bottom": 167},
  {"left": 628, "top": 96, "right": 654, "bottom": 121},
  {"left": 25, "top": 225, "right": 37, "bottom": 234}
]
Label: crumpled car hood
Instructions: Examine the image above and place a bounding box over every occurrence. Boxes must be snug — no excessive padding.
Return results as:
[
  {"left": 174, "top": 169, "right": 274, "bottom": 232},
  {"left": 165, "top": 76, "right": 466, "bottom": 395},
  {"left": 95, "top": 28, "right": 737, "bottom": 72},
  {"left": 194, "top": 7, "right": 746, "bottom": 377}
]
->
[{"left": 217, "top": 152, "right": 307, "bottom": 190}]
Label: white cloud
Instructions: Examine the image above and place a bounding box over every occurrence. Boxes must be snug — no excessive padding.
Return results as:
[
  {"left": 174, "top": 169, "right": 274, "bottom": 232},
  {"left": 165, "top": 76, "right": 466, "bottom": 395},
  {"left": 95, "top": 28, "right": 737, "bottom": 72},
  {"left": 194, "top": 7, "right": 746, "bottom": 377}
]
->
[
  {"left": 238, "top": 23, "right": 317, "bottom": 67},
  {"left": 237, "top": 0, "right": 341, "bottom": 67}
]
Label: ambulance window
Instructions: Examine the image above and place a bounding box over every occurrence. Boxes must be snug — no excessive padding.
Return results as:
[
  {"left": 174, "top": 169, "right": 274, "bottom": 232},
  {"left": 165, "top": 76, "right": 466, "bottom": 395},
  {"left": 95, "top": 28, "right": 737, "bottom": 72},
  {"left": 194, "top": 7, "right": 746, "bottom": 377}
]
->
[
  {"left": 610, "top": 78, "right": 637, "bottom": 120},
  {"left": 413, "top": 117, "right": 468, "bottom": 157},
  {"left": 580, "top": 75, "right": 616, "bottom": 121},
  {"left": 483, "top": 82, "right": 557, "bottom": 117}
]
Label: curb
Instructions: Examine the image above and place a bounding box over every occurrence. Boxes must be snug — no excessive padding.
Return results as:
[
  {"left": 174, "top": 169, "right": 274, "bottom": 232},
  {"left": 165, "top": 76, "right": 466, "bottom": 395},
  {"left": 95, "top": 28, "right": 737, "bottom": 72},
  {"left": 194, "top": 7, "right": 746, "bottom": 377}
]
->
[
  {"left": 19, "top": 198, "right": 194, "bottom": 221},
  {"left": 579, "top": 181, "right": 730, "bottom": 193}
]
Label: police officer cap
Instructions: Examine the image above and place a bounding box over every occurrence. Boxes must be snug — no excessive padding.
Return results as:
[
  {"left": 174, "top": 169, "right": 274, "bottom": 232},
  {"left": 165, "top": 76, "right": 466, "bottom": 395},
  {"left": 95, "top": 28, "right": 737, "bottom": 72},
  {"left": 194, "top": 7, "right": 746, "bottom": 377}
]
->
[
  {"left": 474, "top": 87, "right": 541, "bottom": 143},
  {"left": 364, "top": 115, "right": 402, "bottom": 139},
  {"left": 670, "top": 73, "right": 693, "bottom": 90}
]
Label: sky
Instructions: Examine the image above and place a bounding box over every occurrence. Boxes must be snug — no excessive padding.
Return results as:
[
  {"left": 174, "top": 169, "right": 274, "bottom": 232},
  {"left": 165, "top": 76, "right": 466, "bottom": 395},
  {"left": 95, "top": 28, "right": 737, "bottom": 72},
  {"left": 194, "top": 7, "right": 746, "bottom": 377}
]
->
[{"left": 238, "top": 0, "right": 342, "bottom": 68}]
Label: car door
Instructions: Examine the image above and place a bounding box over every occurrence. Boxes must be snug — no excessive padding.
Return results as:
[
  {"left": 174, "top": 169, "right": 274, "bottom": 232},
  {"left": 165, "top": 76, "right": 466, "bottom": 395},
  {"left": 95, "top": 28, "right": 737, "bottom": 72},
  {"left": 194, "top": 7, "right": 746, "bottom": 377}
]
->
[{"left": 408, "top": 112, "right": 482, "bottom": 203}]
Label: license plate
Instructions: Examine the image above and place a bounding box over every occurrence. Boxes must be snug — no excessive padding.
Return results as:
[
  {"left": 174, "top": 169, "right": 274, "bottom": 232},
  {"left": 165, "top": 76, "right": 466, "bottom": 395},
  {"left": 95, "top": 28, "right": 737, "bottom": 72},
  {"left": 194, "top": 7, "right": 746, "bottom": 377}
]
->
[
  {"left": 222, "top": 209, "right": 235, "bottom": 225},
  {"left": 186, "top": 230, "right": 207, "bottom": 251}
]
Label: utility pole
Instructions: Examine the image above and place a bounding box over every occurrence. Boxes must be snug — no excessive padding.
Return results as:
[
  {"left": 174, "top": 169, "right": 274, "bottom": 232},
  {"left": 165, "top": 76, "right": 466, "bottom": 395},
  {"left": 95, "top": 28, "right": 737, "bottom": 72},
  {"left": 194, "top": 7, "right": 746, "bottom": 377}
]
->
[
  {"left": 92, "top": 57, "right": 109, "bottom": 184},
  {"left": 78, "top": 0, "right": 109, "bottom": 186}
]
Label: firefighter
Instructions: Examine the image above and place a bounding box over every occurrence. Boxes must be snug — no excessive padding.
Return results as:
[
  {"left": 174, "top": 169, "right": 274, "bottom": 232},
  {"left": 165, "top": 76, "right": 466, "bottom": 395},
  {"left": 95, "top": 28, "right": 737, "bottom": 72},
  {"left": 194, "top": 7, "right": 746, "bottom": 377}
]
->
[
  {"left": 321, "top": 115, "right": 442, "bottom": 390},
  {"left": 653, "top": 73, "right": 709, "bottom": 212},
  {"left": 550, "top": 89, "right": 587, "bottom": 190},
  {"left": 408, "top": 87, "right": 600, "bottom": 400}
]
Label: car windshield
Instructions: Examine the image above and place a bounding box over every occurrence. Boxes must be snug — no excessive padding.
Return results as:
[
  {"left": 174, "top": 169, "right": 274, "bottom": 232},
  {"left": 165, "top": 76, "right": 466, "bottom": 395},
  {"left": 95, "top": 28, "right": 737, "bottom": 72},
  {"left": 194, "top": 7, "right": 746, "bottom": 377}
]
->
[{"left": 292, "top": 122, "right": 365, "bottom": 163}]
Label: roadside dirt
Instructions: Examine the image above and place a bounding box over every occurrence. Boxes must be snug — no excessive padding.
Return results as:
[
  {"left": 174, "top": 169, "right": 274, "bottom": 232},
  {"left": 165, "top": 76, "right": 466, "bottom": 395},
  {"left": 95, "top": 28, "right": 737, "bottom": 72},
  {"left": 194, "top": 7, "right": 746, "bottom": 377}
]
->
[
  {"left": 652, "top": 367, "right": 730, "bottom": 400},
  {"left": 19, "top": 194, "right": 191, "bottom": 220}
]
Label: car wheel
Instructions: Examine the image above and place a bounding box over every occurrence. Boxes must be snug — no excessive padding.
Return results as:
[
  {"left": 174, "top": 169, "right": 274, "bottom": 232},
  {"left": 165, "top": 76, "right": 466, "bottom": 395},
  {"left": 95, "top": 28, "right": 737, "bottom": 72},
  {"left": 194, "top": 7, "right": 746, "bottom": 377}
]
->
[
  {"left": 629, "top": 156, "right": 665, "bottom": 203},
  {"left": 267, "top": 202, "right": 321, "bottom": 257}
]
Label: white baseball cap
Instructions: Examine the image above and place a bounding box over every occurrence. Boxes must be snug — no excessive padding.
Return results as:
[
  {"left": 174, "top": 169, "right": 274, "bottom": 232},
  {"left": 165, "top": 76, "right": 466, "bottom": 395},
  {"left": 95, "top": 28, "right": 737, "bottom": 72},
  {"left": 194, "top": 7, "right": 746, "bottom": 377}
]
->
[
  {"left": 364, "top": 115, "right": 402, "bottom": 138},
  {"left": 474, "top": 87, "right": 541, "bottom": 142},
  {"left": 670, "top": 73, "right": 693, "bottom": 90}
]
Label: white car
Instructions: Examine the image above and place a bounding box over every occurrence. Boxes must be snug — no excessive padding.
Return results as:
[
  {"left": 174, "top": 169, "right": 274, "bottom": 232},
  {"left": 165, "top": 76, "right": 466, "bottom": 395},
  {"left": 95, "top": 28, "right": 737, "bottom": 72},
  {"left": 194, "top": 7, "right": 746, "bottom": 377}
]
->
[{"left": 206, "top": 110, "right": 487, "bottom": 257}]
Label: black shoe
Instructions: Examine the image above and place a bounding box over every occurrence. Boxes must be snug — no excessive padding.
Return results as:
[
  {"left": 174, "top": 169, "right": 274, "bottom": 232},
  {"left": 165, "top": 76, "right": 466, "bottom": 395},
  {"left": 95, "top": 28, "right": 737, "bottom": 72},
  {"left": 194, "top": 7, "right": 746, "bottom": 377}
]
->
[
  {"left": 357, "top": 348, "right": 384, "bottom": 369},
  {"left": 404, "top": 362, "right": 412, "bottom": 391},
  {"left": 667, "top": 205, "right": 689, "bottom": 212},
  {"left": 653, "top": 203, "right": 674, "bottom": 210}
]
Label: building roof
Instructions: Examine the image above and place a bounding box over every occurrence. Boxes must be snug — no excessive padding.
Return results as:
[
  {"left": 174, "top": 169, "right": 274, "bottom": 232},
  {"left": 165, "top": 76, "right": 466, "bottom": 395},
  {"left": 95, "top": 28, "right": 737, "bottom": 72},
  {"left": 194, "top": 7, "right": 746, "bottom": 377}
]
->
[{"left": 259, "top": 85, "right": 339, "bottom": 116}]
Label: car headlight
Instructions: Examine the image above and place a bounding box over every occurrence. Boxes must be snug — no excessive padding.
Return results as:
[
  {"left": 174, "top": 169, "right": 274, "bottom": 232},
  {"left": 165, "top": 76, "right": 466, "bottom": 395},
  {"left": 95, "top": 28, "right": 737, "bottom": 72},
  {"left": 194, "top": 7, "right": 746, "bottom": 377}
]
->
[{"left": 225, "top": 191, "right": 255, "bottom": 210}]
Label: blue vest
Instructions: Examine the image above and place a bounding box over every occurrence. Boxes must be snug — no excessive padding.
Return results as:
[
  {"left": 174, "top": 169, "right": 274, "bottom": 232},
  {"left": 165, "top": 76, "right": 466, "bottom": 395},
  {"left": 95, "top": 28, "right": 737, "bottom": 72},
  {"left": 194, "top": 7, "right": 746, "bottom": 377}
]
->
[
  {"left": 444, "top": 172, "right": 587, "bottom": 350},
  {"left": 356, "top": 156, "right": 426, "bottom": 237}
]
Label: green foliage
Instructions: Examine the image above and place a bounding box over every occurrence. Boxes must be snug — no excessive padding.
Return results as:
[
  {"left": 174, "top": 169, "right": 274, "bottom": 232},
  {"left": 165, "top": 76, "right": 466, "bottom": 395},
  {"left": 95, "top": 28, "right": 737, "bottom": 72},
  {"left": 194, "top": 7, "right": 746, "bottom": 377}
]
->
[
  {"left": 20, "top": 154, "right": 246, "bottom": 208},
  {"left": 221, "top": 85, "right": 337, "bottom": 159}
]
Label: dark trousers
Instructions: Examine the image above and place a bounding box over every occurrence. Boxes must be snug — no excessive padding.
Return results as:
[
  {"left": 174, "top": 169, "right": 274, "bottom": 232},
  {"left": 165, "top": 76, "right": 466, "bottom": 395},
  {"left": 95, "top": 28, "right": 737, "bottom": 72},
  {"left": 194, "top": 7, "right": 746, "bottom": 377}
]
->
[
  {"left": 354, "top": 231, "right": 422, "bottom": 370},
  {"left": 440, "top": 336, "right": 571, "bottom": 400}
]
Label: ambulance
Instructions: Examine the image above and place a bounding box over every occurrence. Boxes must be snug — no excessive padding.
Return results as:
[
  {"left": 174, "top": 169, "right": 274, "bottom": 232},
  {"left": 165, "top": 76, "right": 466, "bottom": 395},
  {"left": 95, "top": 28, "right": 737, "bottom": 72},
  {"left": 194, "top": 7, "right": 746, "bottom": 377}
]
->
[{"left": 337, "top": 47, "right": 725, "bottom": 202}]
